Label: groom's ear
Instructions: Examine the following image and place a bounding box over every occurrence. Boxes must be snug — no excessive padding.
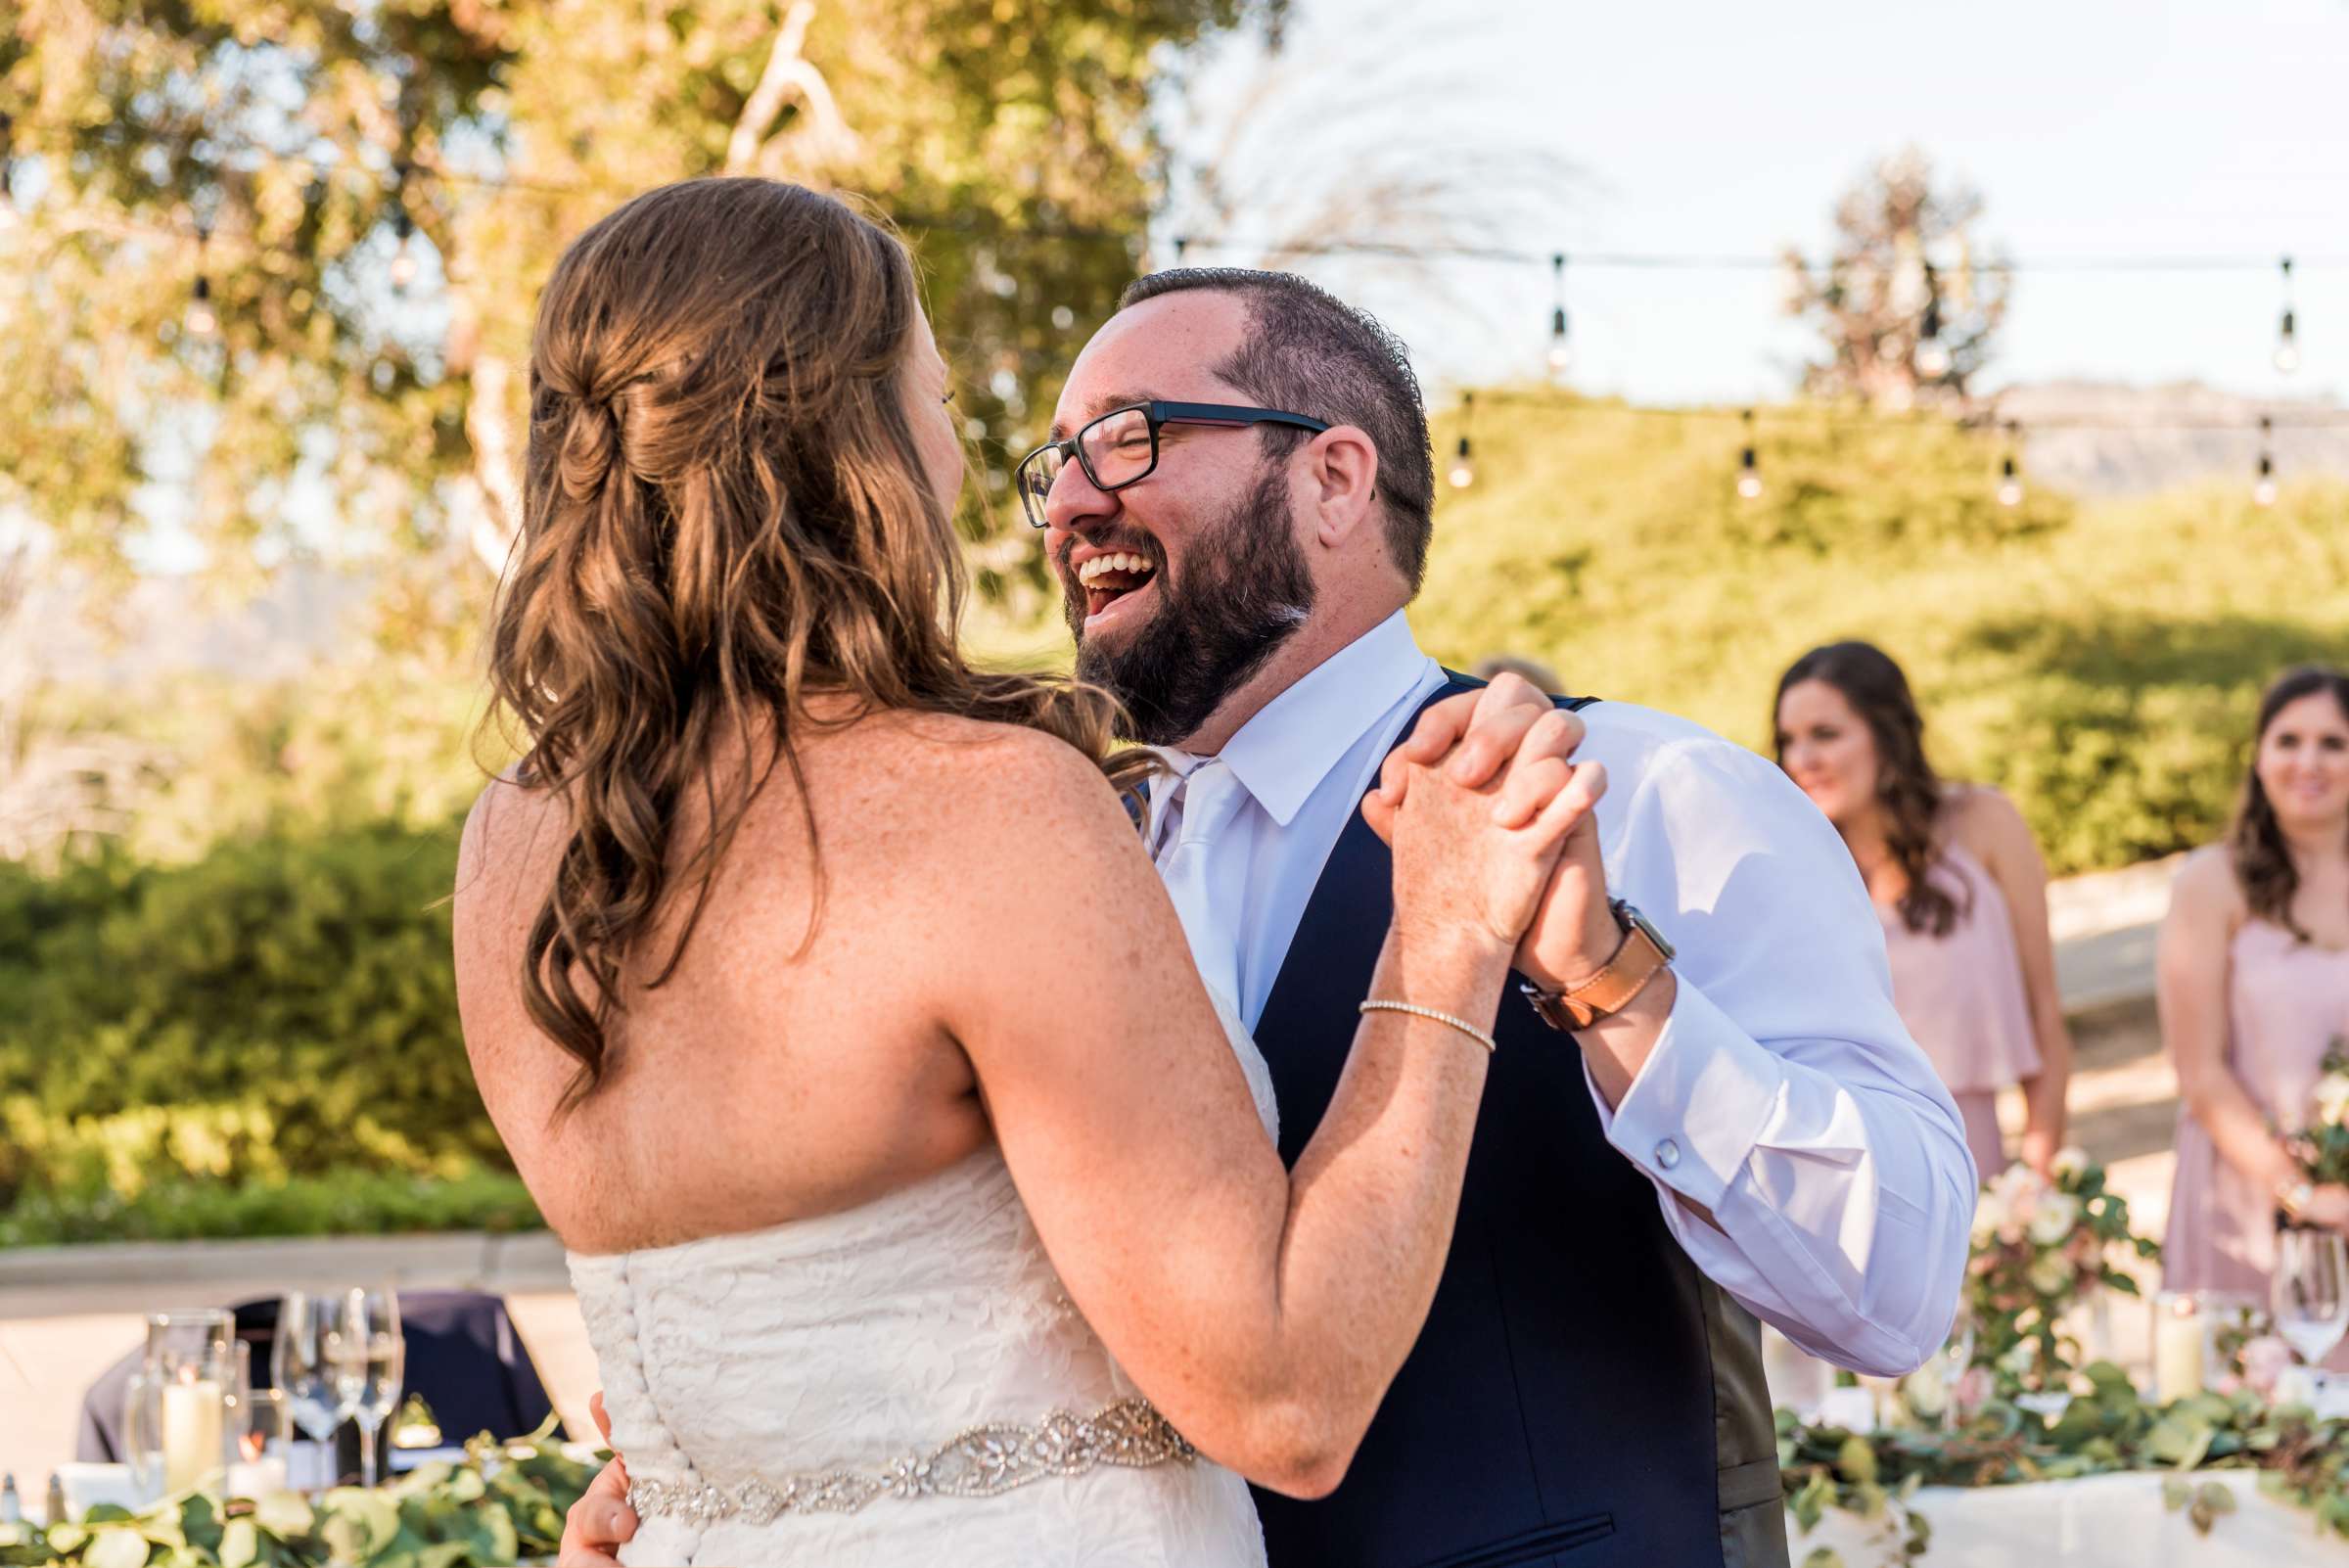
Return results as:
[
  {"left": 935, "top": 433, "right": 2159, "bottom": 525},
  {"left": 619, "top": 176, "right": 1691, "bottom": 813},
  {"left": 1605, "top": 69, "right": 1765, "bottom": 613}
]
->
[{"left": 1301, "top": 424, "right": 1381, "bottom": 550}]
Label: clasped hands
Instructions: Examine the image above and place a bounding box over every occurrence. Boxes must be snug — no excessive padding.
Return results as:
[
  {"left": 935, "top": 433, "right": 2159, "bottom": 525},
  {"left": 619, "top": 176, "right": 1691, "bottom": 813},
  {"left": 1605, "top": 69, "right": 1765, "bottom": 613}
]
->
[{"left": 1362, "top": 671, "right": 1622, "bottom": 992}]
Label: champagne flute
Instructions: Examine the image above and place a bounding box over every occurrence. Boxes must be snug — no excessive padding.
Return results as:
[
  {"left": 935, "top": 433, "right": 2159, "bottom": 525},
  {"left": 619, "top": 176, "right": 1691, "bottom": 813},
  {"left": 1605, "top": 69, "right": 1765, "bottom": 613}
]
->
[
  {"left": 2273, "top": 1226, "right": 2349, "bottom": 1370},
  {"left": 272, "top": 1292, "right": 359, "bottom": 1491},
  {"left": 335, "top": 1289, "right": 405, "bottom": 1490}
]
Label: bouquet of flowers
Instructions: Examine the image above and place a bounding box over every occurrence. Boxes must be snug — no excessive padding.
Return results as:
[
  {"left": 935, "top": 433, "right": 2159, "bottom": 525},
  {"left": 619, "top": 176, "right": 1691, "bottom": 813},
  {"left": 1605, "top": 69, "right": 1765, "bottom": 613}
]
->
[
  {"left": 1966, "top": 1148, "right": 2161, "bottom": 1397},
  {"left": 2283, "top": 1038, "right": 2349, "bottom": 1201}
]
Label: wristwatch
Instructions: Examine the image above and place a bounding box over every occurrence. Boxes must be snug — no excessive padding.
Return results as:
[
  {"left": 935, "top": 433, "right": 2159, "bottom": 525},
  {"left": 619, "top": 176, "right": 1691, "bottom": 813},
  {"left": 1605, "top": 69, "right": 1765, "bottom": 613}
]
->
[{"left": 1519, "top": 899, "right": 1676, "bottom": 1032}]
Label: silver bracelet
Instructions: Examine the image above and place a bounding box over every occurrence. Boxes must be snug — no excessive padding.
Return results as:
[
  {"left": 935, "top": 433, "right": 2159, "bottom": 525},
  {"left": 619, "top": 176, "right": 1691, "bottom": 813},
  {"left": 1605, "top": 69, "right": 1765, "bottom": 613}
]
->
[{"left": 1358, "top": 999, "right": 1498, "bottom": 1054}]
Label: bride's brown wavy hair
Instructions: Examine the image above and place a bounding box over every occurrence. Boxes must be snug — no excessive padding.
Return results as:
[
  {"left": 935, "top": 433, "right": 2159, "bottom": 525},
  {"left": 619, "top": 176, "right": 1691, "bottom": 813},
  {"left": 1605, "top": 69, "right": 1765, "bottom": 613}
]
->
[{"left": 489, "top": 177, "right": 1148, "bottom": 1109}]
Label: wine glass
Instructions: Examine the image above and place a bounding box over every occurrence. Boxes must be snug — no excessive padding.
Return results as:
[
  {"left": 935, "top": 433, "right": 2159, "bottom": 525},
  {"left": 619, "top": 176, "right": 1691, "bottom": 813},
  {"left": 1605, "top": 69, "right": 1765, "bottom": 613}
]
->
[
  {"left": 273, "top": 1292, "right": 359, "bottom": 1490},
  {"left": 335, "top": 1288, "right": 405, "bottom": 1490},
  {"left": 2273, "top": 1226, "right": 2349, "bottom": 1371},
  {"left": 1933, "top": 1302, "right": 1978, "bottom": 1431}
]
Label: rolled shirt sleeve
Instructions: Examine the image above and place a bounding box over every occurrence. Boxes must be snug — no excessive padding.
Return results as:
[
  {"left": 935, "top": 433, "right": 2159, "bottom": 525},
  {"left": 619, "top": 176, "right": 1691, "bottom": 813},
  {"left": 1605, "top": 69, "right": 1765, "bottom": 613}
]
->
[{"left": 1582, "top": 728, "right": 1978, "bottom": 1376}]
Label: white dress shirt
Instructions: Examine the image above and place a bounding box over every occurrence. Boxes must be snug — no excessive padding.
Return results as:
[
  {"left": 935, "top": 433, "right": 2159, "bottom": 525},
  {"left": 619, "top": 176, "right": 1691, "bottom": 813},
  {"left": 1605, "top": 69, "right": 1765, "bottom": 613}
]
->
[{"left": 1148, "top": 609, "right": 1976, "bottom": 1376}]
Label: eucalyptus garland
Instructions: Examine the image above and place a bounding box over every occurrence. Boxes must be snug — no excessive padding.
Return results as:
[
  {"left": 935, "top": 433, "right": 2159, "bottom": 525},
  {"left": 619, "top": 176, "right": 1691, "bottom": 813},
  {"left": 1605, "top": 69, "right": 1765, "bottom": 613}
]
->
[
  {"left": 11, "top": 1382, "right": 2349, "bottom": 1566},
  {"left": 1779, "top": 1360, "right": 2349, "bottom": 1564}
]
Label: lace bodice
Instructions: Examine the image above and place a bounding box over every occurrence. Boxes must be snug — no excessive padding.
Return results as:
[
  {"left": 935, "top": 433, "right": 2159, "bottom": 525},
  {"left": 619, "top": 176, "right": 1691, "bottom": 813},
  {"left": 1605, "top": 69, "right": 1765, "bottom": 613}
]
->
[{"left": 569, "top": 996, "right": 1276, "bottom": 1566}]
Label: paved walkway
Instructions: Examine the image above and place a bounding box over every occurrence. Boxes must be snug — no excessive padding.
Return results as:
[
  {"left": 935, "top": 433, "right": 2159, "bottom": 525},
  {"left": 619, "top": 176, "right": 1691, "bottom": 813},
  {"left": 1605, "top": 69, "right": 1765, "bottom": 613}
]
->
[{"left": 0, "top": 855, "right": 2188, "bottom": 1493}]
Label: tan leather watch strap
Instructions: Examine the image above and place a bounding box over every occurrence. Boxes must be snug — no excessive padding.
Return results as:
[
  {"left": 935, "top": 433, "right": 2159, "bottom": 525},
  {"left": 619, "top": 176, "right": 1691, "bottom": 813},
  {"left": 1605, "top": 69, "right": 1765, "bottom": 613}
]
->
[{"left": 1520, "top": 900, "right": 1676, "bottom": 1032}]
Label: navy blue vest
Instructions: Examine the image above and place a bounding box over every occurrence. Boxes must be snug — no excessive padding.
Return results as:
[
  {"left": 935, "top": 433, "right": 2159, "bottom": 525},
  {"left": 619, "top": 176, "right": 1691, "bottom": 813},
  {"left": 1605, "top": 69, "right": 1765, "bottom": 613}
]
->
[{"left": 1247, "top": 679, "right": 1787, "bottom": 1568}]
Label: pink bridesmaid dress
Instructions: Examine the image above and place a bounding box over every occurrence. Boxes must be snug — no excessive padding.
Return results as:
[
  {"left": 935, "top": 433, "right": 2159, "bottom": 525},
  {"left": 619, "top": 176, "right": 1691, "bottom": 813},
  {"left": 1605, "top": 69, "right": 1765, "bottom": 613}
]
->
[
  {"left": 1877, "top": 843, "right": 2041, "bottom": 1183},
  {"left": 2163, "top": 919, "right": 2349, "bottom": 1301}
]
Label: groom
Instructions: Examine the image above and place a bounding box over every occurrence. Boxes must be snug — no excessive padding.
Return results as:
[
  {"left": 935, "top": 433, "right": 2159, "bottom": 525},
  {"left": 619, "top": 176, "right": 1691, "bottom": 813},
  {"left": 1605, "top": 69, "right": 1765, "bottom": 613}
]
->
[{"left": 566, "top": 272, "right": 1976, "bottom": 1567}]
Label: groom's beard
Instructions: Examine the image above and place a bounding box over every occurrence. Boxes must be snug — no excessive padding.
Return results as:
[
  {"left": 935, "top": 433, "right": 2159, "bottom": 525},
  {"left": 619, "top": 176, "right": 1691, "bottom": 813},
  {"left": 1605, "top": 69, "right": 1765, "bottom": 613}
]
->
[{"left": 1066, "top": 469, "right": 1317, "bottom": 747}]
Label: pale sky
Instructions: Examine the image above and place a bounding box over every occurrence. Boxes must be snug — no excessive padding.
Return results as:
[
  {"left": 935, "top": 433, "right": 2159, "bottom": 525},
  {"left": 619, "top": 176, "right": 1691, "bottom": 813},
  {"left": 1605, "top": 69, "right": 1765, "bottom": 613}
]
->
[{"left": 1169, "top": 0, "right": 2349, "bottom": 407}]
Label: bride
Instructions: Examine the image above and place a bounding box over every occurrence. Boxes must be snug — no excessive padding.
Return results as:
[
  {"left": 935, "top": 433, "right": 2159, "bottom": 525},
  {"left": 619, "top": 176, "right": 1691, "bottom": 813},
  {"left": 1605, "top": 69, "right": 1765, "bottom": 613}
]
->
[{"left": 454, "top": 177, "right": 1601, "bottom": 1567}]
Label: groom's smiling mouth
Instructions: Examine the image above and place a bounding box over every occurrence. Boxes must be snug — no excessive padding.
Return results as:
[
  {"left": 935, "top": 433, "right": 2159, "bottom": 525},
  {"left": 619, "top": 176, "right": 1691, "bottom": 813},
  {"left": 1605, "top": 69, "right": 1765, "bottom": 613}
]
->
[{"left": 1073, "top": 550, "right": 1160, "bottom": 630}]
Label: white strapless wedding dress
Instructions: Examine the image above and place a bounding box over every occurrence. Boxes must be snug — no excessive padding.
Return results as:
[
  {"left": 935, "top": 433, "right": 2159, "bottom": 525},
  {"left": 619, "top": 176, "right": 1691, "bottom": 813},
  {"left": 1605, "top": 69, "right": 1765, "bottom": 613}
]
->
[{"left": 568, "top": 998, "right": 1277, "bottom": 1566}]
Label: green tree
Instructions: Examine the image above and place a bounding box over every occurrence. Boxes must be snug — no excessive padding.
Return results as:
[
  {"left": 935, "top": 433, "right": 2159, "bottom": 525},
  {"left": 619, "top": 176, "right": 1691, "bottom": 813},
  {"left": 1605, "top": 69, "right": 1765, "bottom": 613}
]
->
[{"left": 0, "top": 0, "right": 1281, "bottom": 623}]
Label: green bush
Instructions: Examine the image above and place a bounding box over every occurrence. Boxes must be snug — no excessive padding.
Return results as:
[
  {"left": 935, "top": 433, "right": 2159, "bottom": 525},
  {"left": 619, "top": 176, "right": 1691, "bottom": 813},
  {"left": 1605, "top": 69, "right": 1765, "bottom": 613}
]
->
[
  {"left": 0, "top": 1169, "right": 541, "bottom": 1247},
  {"left": 0, "top": 819, "right": 512, "bottom": 1222}
]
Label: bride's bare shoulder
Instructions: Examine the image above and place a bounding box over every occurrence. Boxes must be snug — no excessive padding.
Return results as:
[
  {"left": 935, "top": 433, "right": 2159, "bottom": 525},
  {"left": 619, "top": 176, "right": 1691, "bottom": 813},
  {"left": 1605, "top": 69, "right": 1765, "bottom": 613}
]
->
[
  {"left": 848, "top": 711, "right": 1137, "bottom": 838},
  {"left": 454, "top": 768, "right": 556, "bottom": 920},
  {"left": 452, "top": 715, "right": 1139, "bottom": 915}
]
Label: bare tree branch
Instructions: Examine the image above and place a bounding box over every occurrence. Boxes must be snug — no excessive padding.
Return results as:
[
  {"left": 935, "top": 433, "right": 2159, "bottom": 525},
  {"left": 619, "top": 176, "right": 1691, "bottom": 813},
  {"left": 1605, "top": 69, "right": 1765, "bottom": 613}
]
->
[
  {"left": 726, "top": 2, "right": 859, "bottom": 177},
  {"left": 1159, "top": 1, "right": 1580, "bottom": 331},
  {"left": 463, "top": 349, "right": 524, "bottom": 574}
]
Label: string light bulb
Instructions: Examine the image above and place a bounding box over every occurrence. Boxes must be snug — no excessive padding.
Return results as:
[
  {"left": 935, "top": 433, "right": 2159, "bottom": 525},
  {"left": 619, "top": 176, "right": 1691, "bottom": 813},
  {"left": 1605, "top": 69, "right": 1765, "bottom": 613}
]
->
[
  {"left": 1448, "top": 392, "right": 1475, "bottom": 488},
  {"left": 390, "top": 208, "right": 418, "bottom": 290},
  {"left": 1914, "top": 264, "right": 1952, "bottom": 379},
  {"left": 1995, "top": 420, "right": 2023, "bottom": 507},
  {"left": 1546, "top": 253, "right": 1572, "bottom": 376},
  {"left": 2275, "top": 257, "right": 2300, "bottom": 375},
  {"left": 2255, "top": 416, "right": 2278, "bottom": 507},
  {"left": 182, "top": 216, "right": 219, "bottom": 338},
  {"left": 186, "top": 273, "right": 217, "bottom": 337},
  {"left": 1735, "top": 408, "right": 1762, "bottom": 500}
]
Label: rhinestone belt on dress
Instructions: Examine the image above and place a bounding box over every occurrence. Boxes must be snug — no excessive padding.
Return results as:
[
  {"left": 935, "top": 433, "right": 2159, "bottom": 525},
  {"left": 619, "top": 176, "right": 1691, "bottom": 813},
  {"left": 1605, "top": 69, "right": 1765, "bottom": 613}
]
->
[{"left": 625, "top": 1396, "right": 1198, "bottom": 1524}]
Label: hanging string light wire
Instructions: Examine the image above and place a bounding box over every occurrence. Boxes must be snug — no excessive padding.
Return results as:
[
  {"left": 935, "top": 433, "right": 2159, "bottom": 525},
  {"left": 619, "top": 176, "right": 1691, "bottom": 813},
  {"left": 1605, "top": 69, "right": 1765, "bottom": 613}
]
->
[
  {"left": 2256, "top": 415, "right": 2279, "bottom": 507},
  {"left": 1441, "top": 390, "right": 2349, "bottom": 502},
  {"left": 7, "top": 110, "right": 2348, "bottom": 487}
]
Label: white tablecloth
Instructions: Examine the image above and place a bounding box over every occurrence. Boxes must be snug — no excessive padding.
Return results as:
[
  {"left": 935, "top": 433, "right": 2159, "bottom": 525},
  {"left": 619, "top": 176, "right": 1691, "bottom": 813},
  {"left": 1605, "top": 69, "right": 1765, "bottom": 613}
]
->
[{"left": 1789, "top": 1470, "right": 2349, "bottom": 1567}]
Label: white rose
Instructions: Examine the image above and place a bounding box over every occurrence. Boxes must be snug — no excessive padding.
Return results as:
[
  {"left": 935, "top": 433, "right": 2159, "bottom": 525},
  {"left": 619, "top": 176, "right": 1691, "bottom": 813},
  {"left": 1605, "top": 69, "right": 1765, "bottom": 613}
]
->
[
  {"left": 2050, "top": 1145, "right": 2091, "bottom": 1181},
  {"left": 2316, "top": 1072, "right": 2349, "bottom": 1127},
  {"left": 1994, "top": 1164, "right": 2042, "bottom": 1205},
  {"left": 2028, "top": 1252, "right": 2073, "bottom": 1296},
  {"left": 1970, "top": 1192, "right": 2003, "bottom": 1246},
  {"left": 1902, "top": 1360, "right": 1950, "bottom": 1419},
  {"left": 2029, "top": 1191, "right": 2080, "bottom": 1246}
]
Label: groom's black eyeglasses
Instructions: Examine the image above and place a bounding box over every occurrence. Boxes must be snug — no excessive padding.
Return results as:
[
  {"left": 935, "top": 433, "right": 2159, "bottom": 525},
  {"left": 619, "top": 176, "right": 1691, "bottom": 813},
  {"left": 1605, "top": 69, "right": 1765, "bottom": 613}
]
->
[{"left": 1014, "top": 401, "right": 1331, "bottom": 529}]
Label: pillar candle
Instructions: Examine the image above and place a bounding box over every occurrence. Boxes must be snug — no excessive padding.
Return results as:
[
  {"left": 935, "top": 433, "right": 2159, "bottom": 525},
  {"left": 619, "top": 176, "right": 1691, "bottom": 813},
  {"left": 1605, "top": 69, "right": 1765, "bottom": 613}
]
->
[
  {"left": 2153, "top": 1302, "right": 2205, "bottom": 1404},
  {"left": 160, "top": 1380, "right": 225, "bottom": 1495}
]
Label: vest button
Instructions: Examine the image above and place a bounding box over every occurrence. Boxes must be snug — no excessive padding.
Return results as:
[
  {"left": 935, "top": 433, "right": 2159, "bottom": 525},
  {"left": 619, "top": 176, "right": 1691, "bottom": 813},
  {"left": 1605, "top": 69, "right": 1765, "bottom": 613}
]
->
[{"left": 1654, "top": 1138, "right": 1681, "bottom": 1171}]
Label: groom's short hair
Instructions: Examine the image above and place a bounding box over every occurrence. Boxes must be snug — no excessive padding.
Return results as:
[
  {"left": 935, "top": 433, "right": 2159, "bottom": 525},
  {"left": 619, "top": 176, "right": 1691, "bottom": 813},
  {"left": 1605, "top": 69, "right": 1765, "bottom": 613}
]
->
[{"left": 1117, "top": 268, "right": 1436, "bottom": 590}]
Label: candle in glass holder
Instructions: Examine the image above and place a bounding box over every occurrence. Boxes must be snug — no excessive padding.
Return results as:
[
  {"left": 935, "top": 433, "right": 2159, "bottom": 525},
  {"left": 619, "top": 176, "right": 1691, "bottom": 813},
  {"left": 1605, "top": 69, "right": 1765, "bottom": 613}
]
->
[
  {"left": 222, "top": 1455, "right": 288, "bottom": 1499},
  {"left": 160, "top": 1376, "right": 226, "bottom": 1494},
  {"left": 2152, "top": 1291, "right": 2205, "bottom": 1403}
]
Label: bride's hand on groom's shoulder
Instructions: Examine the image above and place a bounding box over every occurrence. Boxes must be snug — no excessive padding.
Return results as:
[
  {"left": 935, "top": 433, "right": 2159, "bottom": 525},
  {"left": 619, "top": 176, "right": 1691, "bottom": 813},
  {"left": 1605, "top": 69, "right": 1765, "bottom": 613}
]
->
[
  {"left": 559, "top": 1391, "right": 636, "bottom": 1568},
  {"left": 1364, "top": 673, "right": 1608, "bottom": 950}
]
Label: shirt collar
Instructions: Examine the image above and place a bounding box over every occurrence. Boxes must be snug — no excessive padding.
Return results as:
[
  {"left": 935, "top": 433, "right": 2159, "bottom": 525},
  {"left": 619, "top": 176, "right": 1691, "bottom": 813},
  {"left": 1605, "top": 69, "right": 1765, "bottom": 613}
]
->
[{"left": 1173, "top": 609, "right": 1436, "bottom": 828}]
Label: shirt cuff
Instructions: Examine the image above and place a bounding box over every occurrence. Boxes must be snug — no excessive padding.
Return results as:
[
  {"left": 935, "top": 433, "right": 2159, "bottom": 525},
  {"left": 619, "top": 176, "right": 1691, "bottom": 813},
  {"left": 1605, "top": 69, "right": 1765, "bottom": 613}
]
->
[{"left": 1585, "top": 978, "right": 1787, "bottom": 1212}]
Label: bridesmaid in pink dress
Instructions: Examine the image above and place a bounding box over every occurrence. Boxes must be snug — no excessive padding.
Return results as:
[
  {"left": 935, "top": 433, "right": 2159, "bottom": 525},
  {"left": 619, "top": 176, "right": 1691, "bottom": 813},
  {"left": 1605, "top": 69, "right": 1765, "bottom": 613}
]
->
[
  {"left": 1774, "top": 642, "right": 2073, "bottom": 1180},
  {"left": 2162, "top": 665, "right": 2349, "bottom": 1301}
]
